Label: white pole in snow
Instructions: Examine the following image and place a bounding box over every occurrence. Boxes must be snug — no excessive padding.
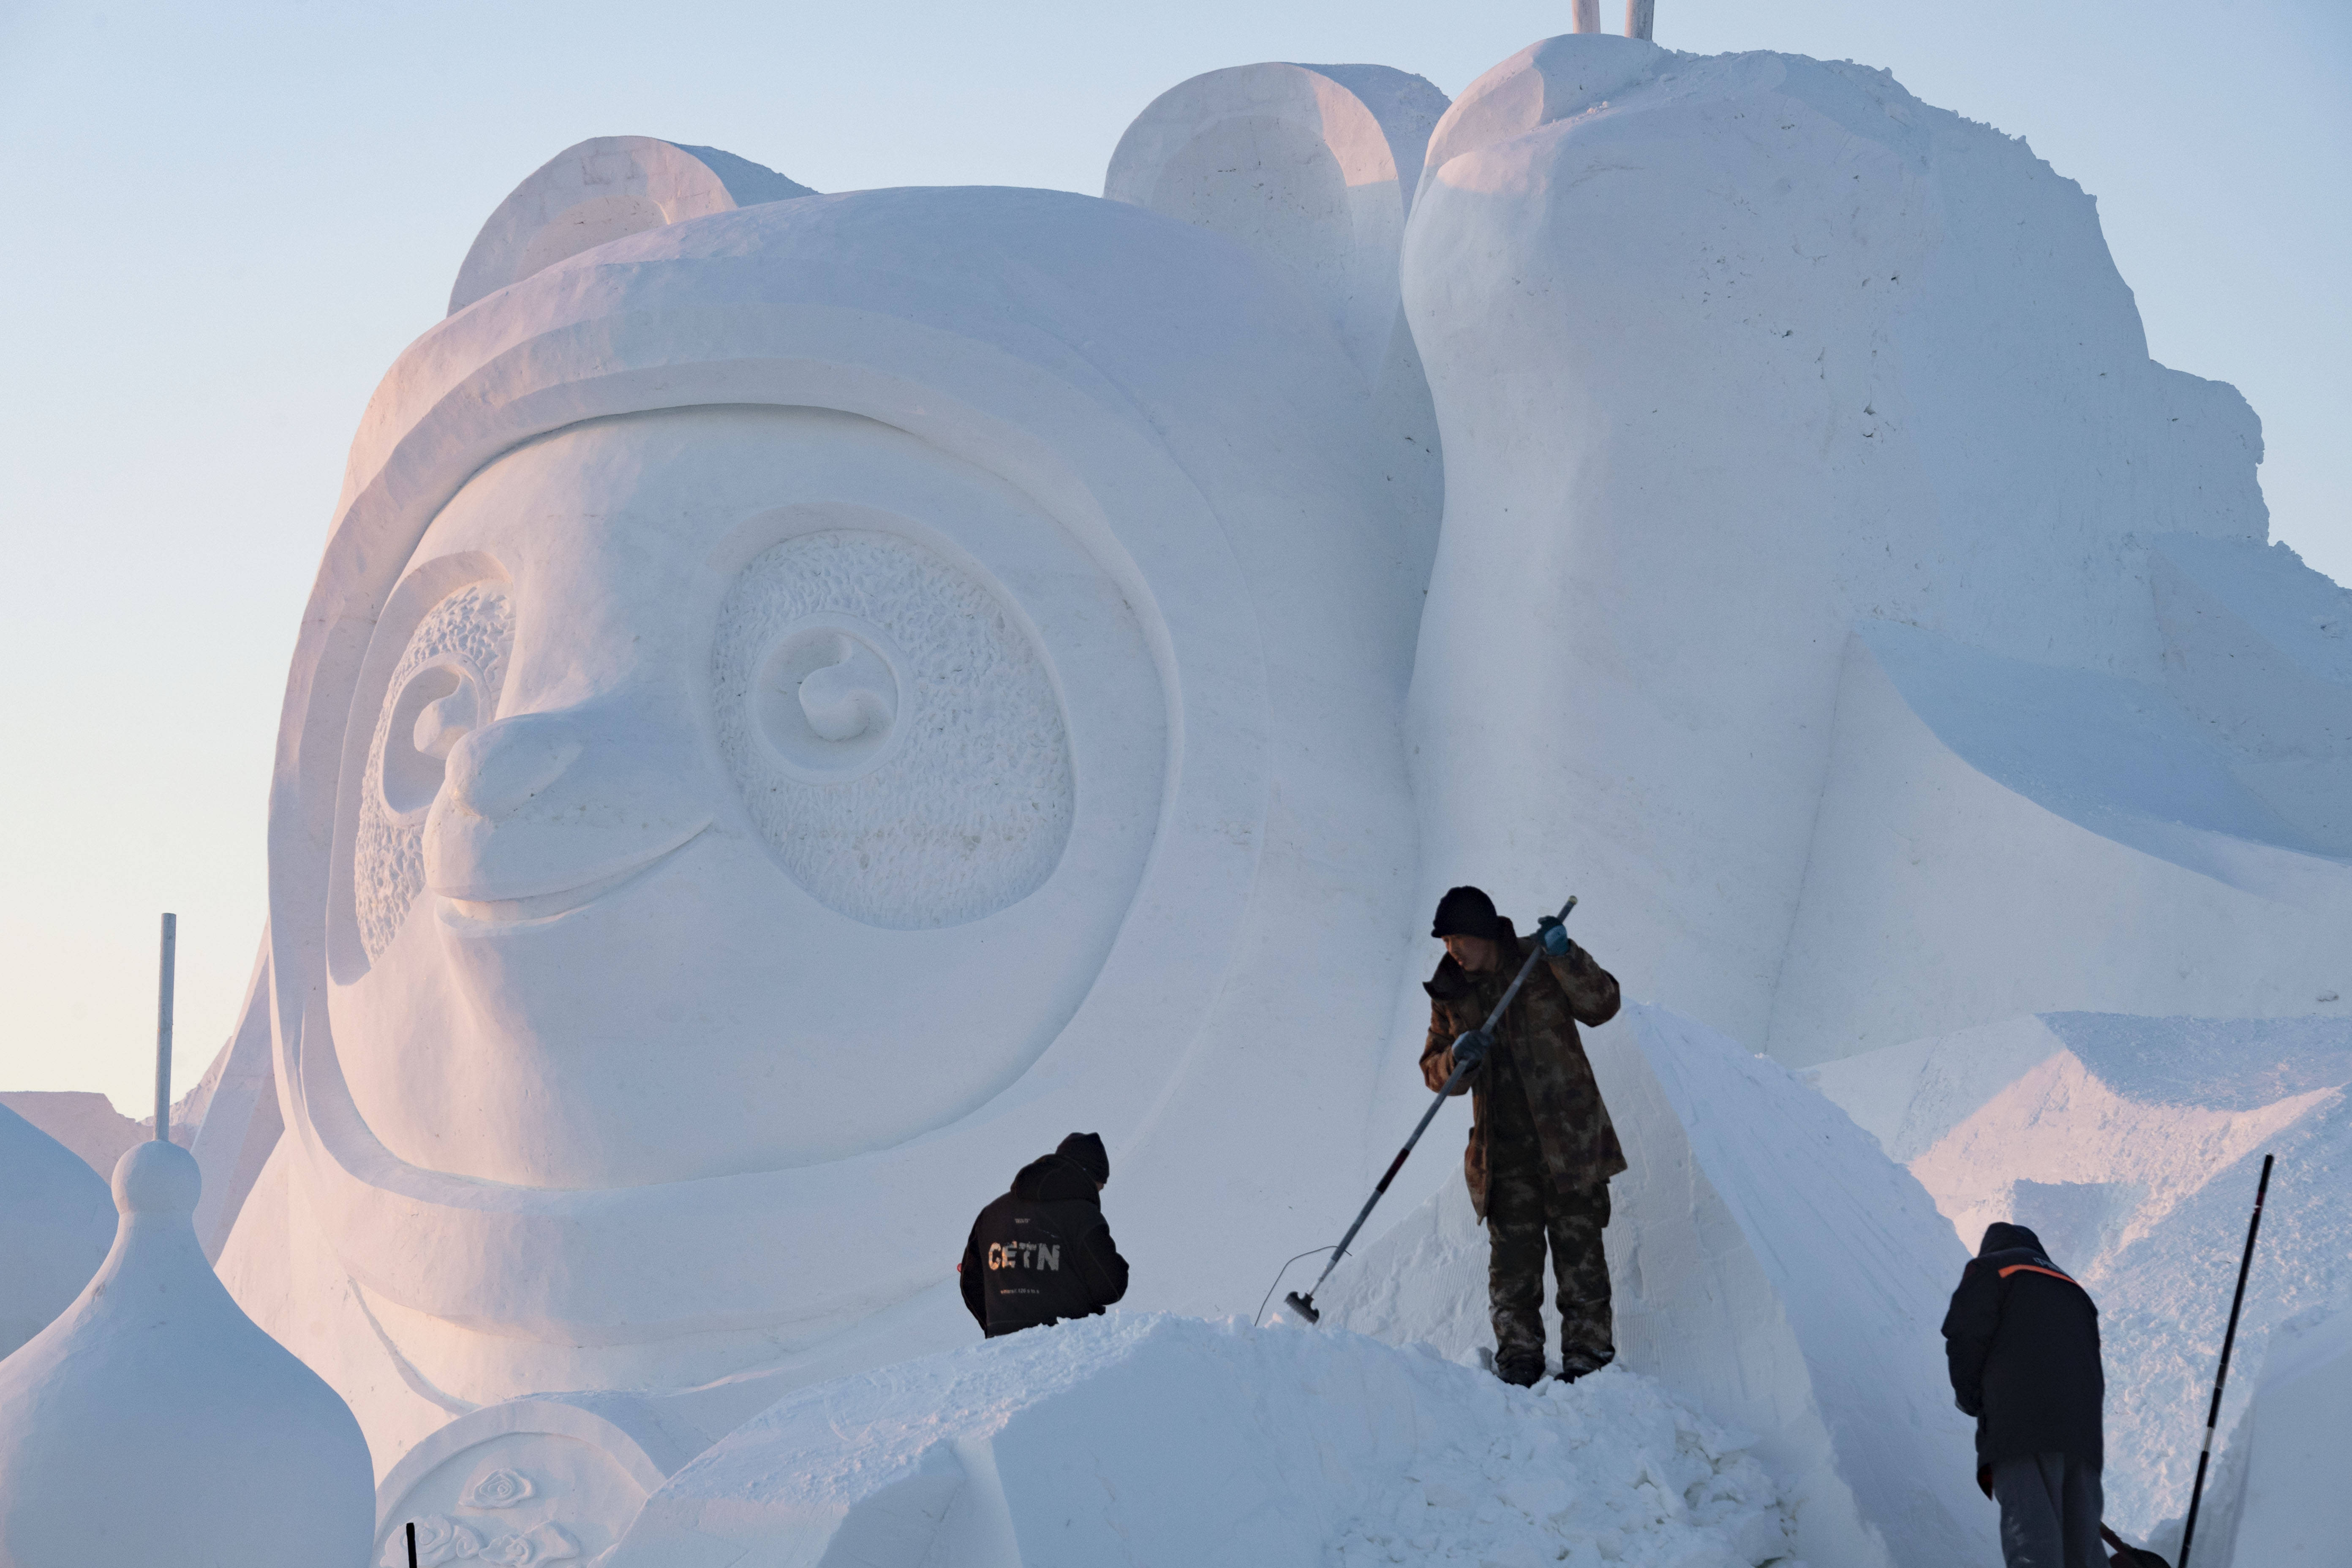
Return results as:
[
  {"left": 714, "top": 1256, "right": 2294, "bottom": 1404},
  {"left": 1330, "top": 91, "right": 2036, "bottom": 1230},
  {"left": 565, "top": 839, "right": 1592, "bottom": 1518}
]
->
[
  {"left": 153, "top": 913, "right": 176, "bottom": 1141},
  {"left": 1625, "top": 0, "right": 1655, "bottom": 40},
  {"left": 1572, "top": 0, "right": 1602, "bottom": 33}
]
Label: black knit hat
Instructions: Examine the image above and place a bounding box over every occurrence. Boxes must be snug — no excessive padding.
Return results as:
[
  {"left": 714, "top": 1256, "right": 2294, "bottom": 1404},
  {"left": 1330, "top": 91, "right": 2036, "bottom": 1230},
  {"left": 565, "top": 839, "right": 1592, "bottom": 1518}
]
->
[
  {"left": 1057, "top": 1131, "right": 1110, "bottom": 1186},
  {"left": 1431, "top": 885, "right": 1503, "bottom": 939}
]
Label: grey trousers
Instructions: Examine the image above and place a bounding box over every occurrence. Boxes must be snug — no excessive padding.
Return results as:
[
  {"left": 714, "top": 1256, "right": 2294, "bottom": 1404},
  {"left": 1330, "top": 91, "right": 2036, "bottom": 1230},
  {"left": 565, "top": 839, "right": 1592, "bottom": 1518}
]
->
[{"left": 1990, "top": 1453, "right": 2104, "bottom": 1568}]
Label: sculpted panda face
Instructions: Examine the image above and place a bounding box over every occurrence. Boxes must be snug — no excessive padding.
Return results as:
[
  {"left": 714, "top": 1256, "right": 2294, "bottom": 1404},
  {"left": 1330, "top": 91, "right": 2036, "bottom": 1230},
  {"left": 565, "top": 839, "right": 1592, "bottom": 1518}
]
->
[
  {"left": 327, "top": 404, "right": 1164, "bottom": 1190},
  {"left": 259, "top": 143, "right": 1425, "bottom": 1438}
]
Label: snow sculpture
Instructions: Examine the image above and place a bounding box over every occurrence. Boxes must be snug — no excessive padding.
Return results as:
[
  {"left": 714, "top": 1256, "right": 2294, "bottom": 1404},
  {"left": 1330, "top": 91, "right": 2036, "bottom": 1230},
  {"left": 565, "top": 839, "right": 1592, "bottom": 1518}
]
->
[
  {"left": 1108, "top": 63, "right": 1445, "bottom": 382},
  {"left": 219, "top": 147, "right": 1425, "bottom": 1466},
  {"left": 1105, "top": 62, "right": 1451, "bottom": 591},
  {"left": 183, "top": 931, "right": 283, "bottom": 1259},
  {"left": 448, "top": 136, "right": 814, "bottom": 313},
  {"left": 1403, "top": 35, "right": 2349, "bottom": 1066},
  {"left": 0, "top": 1141, "right": 372, "bottom": 1568},
  {"left": 151, "top": 30, "right": 2349, "bottom": 1549},
  {"left": 371, "top": 1395, "right": 708, "bottom": 1568},
  {"left": 0, "top": 1104, "right": 111, "bottom": 1358},
  {"left": 1322, "top": 1003, "right": 1994, "bottom": 1567},
  {"left": 1811, "top": 1011, "right": 2352, "bottom": 1537},
  {"left": 603, "top": 1313, "right": 1796, "bottom": 1568}
]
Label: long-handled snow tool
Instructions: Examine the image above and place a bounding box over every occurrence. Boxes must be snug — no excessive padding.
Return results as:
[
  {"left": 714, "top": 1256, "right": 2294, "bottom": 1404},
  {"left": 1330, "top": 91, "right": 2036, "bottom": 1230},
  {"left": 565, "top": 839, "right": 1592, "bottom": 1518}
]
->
[
  {"left": 1282, "top": 895, "right": 1577, "bottom": 1325},
  {"left": 2177, "top": 1152, "right": 2276, "bottom": 1568}
]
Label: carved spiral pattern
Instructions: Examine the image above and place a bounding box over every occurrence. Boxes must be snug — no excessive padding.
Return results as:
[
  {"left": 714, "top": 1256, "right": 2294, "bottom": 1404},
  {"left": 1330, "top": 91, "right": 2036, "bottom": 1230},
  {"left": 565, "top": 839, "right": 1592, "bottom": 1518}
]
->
[
  {"left": 712, "top": 531, "right": 1073, "bottom": 928},
  {"left": 354, "top": 583, "right": 514, "bottom": 960}
]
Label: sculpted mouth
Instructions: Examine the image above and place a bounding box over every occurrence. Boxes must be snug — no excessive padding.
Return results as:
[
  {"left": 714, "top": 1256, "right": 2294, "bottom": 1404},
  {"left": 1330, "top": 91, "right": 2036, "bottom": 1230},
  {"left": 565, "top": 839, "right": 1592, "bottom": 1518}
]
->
[{"left": 436, "top": 825, "right": 707, "bottom": 926}]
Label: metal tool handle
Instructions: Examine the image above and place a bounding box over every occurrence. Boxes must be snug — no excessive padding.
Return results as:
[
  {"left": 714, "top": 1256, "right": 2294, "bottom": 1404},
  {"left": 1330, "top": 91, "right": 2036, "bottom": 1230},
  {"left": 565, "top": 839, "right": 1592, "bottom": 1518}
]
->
[{"left": 2179, "top": 1152, "right": 2276, "bottom": 1567}]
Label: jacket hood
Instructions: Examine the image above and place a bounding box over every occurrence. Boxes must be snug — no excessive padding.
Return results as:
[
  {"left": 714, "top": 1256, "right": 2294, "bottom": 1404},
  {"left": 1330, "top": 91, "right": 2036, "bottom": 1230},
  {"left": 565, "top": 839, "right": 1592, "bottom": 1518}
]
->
[
  {"left": 1056, "top": 1131, "right": 1110, "bottom": 1187},
  {"left": 1012, "top": 1152, "right": 1102, "bottom": 1204},
  {"left": 1979, "top": 1222, "right": 2047, "bottom": 1258}
]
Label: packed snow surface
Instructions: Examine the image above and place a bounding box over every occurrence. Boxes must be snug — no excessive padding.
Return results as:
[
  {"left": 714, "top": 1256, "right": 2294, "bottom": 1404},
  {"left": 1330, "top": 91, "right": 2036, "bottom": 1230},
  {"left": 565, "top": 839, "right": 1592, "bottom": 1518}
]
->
[
  {"left": 1326, "top": 1003, "right": 1988, "bottom": 1567},
  {"left": 612, "top": 1312, "right": 1799, "bottom": 1568},
  {"left": 1812, "top": 1012, "right": 2352, "bottom": 1545}
]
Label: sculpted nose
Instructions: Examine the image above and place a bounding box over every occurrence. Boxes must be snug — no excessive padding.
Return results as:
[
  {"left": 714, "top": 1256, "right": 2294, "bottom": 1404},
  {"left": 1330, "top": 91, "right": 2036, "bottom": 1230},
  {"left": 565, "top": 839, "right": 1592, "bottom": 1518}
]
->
[{"left": 443, "top": 714, "right": 584, "bottom": 821}]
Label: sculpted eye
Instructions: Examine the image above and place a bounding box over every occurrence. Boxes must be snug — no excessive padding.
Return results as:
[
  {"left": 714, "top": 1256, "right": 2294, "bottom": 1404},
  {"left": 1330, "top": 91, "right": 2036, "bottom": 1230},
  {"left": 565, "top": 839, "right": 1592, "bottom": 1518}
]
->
[
  {"left": 754, "top": 619, "right": 904, "bottom": 778},
  {"left": 354, "top": 583, "right": 514, "bottom": 961},
  {"left": 711, "top": 530, "right": 1073, "bottom": 930}
]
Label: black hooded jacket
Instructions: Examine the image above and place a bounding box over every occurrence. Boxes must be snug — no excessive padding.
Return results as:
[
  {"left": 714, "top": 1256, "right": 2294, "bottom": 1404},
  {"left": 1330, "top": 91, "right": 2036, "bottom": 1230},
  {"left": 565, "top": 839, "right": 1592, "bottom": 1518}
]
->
[
  {"left": 959, "top": 1152, "right": 1129, "bottom": 1337},
  {"left": 1941, "top": 1222, "right": 2104, "bottom": 1468}
]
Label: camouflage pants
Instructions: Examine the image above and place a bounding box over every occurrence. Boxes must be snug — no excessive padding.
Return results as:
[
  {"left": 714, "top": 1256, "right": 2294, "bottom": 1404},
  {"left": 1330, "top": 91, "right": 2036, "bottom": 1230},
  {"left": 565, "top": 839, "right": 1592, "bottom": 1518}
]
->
[{"left": 1487, "top": 1169, "right": 1612, "bottom": 1382}]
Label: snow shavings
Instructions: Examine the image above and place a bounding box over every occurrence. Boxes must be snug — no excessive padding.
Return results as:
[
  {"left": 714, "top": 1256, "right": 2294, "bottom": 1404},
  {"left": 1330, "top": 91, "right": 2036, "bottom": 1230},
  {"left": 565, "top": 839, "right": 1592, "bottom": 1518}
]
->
[
  {"left": 1328, "top": 1361, "right": 1799, "bottom": 1568},
  {"left": 624, "top": 1311, "right": 1798, "bottom": 1568}
]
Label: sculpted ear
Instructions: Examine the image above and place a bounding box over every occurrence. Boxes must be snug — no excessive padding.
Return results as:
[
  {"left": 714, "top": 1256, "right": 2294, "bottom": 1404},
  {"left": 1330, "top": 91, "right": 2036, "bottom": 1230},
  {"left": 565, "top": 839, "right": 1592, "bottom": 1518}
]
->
[
  {"left": 1105, "top": 63, "right": 1448, "bottom": 381},
  {"left": 449, "top": 136, "right": 816, "bottom": 315}
]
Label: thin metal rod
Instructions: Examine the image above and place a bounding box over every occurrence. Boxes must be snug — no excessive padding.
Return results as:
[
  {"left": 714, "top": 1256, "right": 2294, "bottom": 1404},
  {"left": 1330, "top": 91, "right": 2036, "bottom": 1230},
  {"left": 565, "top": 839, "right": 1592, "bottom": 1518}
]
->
[
  {"left": 2178, "top": 1152, "right": 2275, "bottom": 1568},
  {"left": 407, "top": 1521, "right": 420, "bottom": 1568},
  {"left": 154, "top": 912, "right": 177, "bottom": 1141},
  {"left": 1294, "top": 896, "right": 1576, "bottom": 1303}
]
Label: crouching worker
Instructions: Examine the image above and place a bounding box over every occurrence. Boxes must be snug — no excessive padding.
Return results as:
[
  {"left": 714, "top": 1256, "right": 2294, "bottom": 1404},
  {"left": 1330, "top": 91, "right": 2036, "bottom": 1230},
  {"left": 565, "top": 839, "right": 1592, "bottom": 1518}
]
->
[
  {"left": 1941, "top": 1222, "right": 2106, "bottom": 1568},
  {"left": 960, "top": 1132, "right": 1130, "bottom": 1338},
  {"left": 1421, "top": 885, "right": 1625, "bottom": 1387}
]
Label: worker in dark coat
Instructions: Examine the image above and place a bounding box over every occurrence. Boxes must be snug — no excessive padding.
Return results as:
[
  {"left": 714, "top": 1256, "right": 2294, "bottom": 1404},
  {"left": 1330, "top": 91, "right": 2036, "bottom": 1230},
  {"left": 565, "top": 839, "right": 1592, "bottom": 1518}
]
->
[
  {"left": 1418, "top": 885, "right": 1624, "bottom": 1386},
  {"left": 1941, "top": 1221, "right": 2106, "bottom": 1568},
  {"left": 959, "top": 1132, "right": 1130, "bottom": 1338}
]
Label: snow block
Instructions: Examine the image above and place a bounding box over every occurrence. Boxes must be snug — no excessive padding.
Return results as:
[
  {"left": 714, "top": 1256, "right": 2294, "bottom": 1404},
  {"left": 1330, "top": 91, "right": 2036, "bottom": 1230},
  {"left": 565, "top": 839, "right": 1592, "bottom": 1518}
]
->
[
  {"left": 1768, "top": 623, "right": 2352, "bottom": 1062},
  {"left": 606, "top": 1312, "right": 1796, "bottom": 1568},
  {"left": 2199, "top": 1300, "right": 2352, "bottom": 1567},
  {"left": 1324, "top": 1002, "right": 1992, "bottom": 1567},
  {"left": 1400, "top": 35, "right": 2337, "bottom": 1075}
]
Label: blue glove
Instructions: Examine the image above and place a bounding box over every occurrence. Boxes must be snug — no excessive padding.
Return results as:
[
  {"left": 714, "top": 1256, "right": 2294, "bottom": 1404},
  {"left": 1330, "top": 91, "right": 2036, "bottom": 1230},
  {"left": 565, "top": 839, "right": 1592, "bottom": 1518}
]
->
[
  {"left": 1538, "top": 916, "right": 1572, "bottom": 958},
  {"left": 1450, "top": 1029, "right": 1492, "bottom": 1073}
]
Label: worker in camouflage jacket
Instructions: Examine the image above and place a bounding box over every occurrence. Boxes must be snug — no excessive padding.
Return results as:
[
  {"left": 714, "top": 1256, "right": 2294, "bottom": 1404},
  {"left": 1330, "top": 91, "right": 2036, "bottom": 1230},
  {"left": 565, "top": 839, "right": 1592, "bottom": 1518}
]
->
[{"left": 1419, "top": 885, "right": 1625, "bottom": 1386}]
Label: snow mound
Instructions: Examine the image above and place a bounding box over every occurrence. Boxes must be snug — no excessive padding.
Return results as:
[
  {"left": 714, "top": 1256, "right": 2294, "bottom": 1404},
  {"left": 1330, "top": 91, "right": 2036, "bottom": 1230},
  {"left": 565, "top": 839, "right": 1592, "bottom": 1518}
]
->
[
  {"left": 0, "top": 1102, "right": 112, "bottom": 1359},
  {"left": 1810, "top": 1013, "right": 2352, "bottom": 1540},
  {"left": 607, "top": 1312, "right": 1797, "bottom": 1568},
  {"left": 1323, "top": 1003, "right": 1990, "bottom": 1568}
]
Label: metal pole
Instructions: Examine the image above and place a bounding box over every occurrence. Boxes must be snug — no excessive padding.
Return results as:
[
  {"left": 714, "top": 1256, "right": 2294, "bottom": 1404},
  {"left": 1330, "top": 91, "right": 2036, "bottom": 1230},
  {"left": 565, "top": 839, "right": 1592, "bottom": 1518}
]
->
[
  {"left": 154, "top": 913, "right": 177, "bottom": 1141},
  {"left": 406, "top": 1521, "right": 420, "bottom": 1568},
  {"left": 2178, "top": 1152, "right": 2275, "bottom": 1568},
  {"left": 1625, "top": 0, "right": 1655, "bottom": 39},
  {"left": 1571, "top": 0, "right": 1601, "bottom": 33}
]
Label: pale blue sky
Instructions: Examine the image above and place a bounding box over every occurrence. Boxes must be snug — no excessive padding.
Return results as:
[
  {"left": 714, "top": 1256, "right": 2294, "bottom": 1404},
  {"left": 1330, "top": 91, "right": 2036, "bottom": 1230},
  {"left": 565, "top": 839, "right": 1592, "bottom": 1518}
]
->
[{"left": 3, "top": 0, "right": 2346, "bottom": 1112}]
